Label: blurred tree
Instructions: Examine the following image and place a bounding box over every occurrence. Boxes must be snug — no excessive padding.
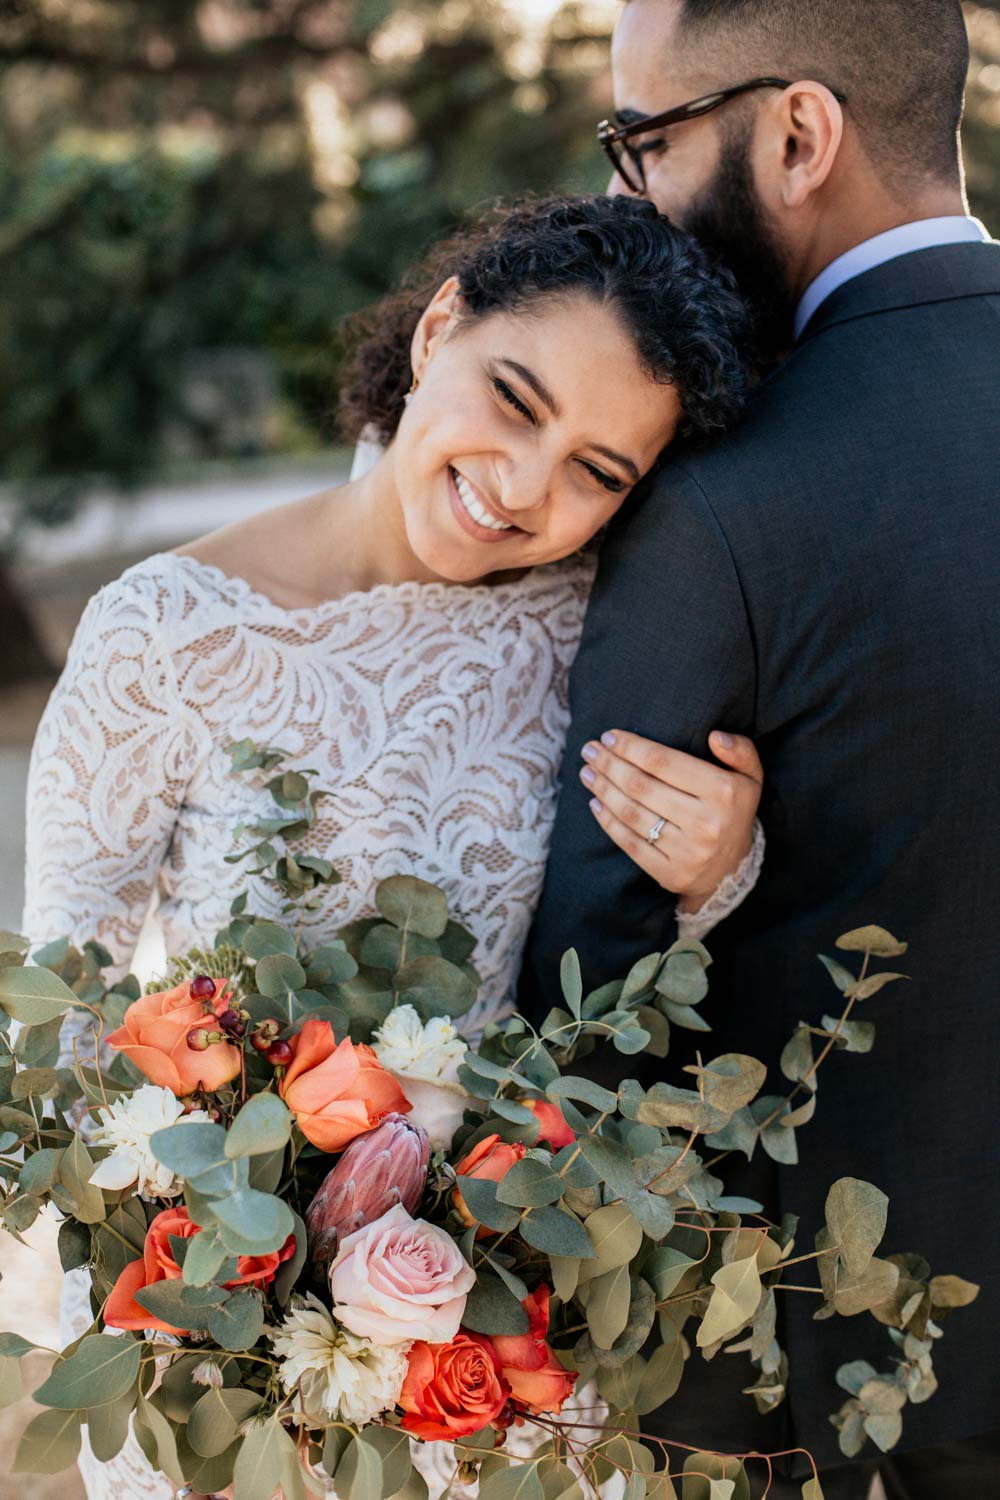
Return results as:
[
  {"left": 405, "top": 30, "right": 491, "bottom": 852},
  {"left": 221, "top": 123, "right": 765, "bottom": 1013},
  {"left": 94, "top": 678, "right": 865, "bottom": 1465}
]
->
[
  {"left": 0, "top": 0, "right": 996, "bottom": 533},
  {"left": 0, "top": 0, "right": 615, "bottom": 527}
]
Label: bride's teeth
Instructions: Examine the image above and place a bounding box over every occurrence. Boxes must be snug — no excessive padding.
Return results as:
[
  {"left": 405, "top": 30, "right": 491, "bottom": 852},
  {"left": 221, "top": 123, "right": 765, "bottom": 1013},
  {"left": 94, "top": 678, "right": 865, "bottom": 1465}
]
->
[{"left": 453, "top": 471, "right": 514, "bottom": 531}]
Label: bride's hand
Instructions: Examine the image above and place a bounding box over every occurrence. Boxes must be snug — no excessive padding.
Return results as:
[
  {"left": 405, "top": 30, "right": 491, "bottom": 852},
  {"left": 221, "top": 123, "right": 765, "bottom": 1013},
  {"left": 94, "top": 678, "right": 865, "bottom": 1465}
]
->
[{"left": 579, "top": 728, "right": 763, "bottom": 913}]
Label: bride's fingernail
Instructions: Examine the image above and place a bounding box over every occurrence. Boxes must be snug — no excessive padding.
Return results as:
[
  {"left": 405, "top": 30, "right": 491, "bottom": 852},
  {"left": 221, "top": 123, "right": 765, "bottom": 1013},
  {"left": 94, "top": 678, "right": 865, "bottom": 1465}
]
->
[
  {"left": 581, "top": 767, "right": 596, "bottom": 788},
  {"left": 713, "top": 730, "right": 735, "bottom": 749},
  {"left": 581, "top": 742, "right": 598, "bottom": 761},
  {"left": 589, "top": 797, "right": 604, "bottom": 814},
  {"left": 600, "top": 731, "right": 617, "bottom": 748}
]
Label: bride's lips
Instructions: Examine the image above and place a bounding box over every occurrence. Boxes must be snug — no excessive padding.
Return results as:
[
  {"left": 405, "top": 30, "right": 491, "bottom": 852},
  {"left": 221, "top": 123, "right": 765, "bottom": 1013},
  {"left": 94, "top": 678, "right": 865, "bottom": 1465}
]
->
[{"left": 447, "top": 467, "right": 524, "bottom": 544}]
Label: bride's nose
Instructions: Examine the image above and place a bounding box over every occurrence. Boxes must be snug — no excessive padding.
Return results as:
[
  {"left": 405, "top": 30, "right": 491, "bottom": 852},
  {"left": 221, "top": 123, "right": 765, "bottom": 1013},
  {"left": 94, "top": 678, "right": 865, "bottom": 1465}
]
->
[{"left": 497, "top": 455, "right": 553, "bottom": 515}]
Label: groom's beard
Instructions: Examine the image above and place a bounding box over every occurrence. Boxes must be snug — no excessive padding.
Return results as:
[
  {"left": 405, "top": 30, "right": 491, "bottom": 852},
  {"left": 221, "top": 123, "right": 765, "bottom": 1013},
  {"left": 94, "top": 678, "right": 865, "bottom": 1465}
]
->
[{"left": 680, "top": 126, "right": 796, "bottom": 367}]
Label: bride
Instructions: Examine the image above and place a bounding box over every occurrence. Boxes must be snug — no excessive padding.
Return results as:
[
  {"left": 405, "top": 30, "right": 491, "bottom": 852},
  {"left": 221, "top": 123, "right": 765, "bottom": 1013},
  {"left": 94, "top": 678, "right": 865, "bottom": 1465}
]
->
[{"left": 23, "top": 194, "right": 763, "bottom": 1498}]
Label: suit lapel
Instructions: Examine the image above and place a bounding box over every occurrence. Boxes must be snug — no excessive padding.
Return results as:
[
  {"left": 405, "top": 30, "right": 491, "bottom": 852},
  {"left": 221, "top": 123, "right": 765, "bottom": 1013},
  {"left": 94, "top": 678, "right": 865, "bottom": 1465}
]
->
[{"left": 797, "top": 239, "right": 1000, "bottom": 343}]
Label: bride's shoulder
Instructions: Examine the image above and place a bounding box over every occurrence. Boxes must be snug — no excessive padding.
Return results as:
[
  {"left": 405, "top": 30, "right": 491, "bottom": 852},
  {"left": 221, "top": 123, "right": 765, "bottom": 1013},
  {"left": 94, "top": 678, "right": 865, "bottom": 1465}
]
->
[{"left": 173, "top": 490, "right": 333, "bottom": 610}]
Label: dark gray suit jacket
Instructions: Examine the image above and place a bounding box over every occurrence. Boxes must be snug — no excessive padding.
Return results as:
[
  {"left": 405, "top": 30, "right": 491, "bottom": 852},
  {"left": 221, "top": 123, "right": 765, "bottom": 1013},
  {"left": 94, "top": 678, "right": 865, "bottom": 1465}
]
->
[{"left": 519, "top": 241, "right": 1000, "bottom": 1468}]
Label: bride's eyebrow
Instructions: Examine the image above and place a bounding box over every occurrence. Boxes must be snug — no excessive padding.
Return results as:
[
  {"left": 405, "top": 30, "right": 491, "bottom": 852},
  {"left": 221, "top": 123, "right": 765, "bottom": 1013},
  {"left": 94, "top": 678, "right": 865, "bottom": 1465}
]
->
[
  {"left": 496, "top": 358, "right": 561, "bottom": 417},
  {"left": 497, "top": 357, "right": 639, "bottom": 482}
]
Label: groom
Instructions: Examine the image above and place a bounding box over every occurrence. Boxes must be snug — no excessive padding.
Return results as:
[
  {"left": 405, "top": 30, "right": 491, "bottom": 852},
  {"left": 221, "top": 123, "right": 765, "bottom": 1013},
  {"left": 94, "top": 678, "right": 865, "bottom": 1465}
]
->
[{"left": 521, "top": 1, "right": 999, "bottom": 1495}]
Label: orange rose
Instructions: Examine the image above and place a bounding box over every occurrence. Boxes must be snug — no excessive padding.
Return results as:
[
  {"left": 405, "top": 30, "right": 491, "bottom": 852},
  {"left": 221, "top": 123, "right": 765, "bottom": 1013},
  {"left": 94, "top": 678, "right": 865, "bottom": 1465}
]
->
[
  {"left": 492, "top": 1286, "right": 577, "bottom": 1416},
  {"left": 103, "top": 1206, "right": 295, "bottom": 1333},
  {"left": 277, "top": 1020, "right": 411, "bottom": 1152},
  {"left": 520, "top": 1097, "right": 575, "bottom": 1149},
  {"left": 106, "top": 976, "right": 241, "bottom": 1095},
  {"left": 451, "top": 1133, "right": 526, "bottom": 1235},
  {"left": 399, "top": 1333, "right": 511, "bottom": 1441}
]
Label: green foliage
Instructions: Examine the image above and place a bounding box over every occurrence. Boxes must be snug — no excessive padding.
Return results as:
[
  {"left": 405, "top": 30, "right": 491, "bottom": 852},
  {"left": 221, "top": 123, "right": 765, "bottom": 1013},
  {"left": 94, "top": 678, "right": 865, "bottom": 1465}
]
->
[{"left": 0, "top": 747, "right": 982, "bottom": 1495}]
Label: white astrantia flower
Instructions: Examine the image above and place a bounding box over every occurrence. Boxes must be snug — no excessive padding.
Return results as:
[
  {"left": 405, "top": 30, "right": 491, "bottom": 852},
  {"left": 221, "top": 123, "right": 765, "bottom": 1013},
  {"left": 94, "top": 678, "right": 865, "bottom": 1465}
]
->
[
  {"left": 88, "top": 1084, "right": 211, "bottom": 1198},
  {"left": 269, "top": 1293, "right": 410, "bottom": 1427},
  {"left": 372, "top": 1004, "right": 467, "bottom": 1083},
  {"left": 372, "top": 1005, "right": 471, "bottom": 1150}
]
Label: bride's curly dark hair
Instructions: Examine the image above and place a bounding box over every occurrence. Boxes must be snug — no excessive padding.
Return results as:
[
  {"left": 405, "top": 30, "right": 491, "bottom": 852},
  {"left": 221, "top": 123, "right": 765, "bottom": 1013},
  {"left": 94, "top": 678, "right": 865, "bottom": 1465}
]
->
[{"left": 337, "top": 195, "right": 751, "bottom": 448}]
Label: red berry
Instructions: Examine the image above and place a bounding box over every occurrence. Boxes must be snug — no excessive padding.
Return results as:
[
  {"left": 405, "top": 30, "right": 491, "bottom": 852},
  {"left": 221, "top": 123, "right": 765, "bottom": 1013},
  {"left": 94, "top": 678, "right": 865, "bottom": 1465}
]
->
[
  {"left": 186, "top": 1028, "right": 211, "bottom": 1052},
  {"left": 266, "top": 1039, "right": 294, "bottom": 1066},
  {"left": 218, "top": 1007, "right": 246, "bottom": 1036},
  {"left": 190, "top": 975, "right": 216, "bottom": 1001},
  {"left": 250, "top": 1018, "right": 281, "bottom": 1052}
]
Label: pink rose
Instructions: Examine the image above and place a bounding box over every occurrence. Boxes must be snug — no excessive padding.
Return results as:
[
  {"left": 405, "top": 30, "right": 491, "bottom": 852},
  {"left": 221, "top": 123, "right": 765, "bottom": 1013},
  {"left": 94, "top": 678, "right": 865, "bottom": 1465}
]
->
[{"left": 328, "top": 1203, "right": 475, "bottom": 1345}]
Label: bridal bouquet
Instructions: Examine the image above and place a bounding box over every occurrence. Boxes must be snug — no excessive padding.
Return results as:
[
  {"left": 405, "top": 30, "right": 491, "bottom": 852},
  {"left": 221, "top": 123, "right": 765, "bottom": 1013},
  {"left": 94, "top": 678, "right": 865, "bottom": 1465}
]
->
[{"left": 0, "top": 744, "right": 978, "bottom": 1500}]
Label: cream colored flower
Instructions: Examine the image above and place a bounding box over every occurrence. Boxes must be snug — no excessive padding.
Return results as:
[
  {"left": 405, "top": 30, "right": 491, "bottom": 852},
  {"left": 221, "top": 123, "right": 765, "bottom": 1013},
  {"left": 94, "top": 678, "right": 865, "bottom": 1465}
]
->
[
  {"left": 372, "top": 1006, "right": 470, "bottom": 1150},
  {"left": 372, "top": 1006, "right": 467, "bottom": 1082},
  {"left": 269, "top": 1293, "right": 409, "bottom": 1427},
  {"left": 88, "top": 1085, "right": 211, "bottom": 1198}
]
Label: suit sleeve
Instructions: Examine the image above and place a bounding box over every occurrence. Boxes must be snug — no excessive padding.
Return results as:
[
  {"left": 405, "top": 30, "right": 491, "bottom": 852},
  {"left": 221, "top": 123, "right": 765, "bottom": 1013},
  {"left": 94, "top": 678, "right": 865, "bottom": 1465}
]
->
[{"left": 518, "top": 462, "right": 758, "bottom": 1001}]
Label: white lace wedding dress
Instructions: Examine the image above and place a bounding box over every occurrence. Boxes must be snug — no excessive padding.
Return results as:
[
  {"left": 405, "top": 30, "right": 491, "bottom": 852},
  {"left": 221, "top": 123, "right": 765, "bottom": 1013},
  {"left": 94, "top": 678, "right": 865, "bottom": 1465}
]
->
[{"left": 22, "top": 535, "right": 762, "bottom": 1498}]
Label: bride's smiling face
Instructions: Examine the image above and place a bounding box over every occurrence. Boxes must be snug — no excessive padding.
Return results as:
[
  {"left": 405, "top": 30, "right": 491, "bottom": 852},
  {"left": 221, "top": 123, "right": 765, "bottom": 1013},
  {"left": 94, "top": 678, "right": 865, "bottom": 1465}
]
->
[{"left": 390, "top": 279, "right": 683, "bottom": 580}]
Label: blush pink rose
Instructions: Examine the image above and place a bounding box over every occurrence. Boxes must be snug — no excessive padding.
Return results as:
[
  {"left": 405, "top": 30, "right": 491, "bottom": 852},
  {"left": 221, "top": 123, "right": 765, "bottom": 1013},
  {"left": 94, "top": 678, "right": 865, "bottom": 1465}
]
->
[{"left": 328, "top": 1203, "right": 475, "bottom": 1345}]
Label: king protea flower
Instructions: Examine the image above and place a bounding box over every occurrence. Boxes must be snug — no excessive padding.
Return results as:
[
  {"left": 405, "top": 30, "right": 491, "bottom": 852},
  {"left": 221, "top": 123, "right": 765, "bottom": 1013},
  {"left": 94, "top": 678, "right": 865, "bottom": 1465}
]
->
[{"left": 306, "top": 1112, "right": 429, "bottom": 1264}]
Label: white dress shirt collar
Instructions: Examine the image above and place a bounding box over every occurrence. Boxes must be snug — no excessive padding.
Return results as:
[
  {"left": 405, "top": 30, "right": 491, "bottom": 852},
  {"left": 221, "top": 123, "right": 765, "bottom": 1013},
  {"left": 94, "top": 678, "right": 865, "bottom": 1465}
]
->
[{"left": 794, "top": 215, "right": 991, "bottom": 339}]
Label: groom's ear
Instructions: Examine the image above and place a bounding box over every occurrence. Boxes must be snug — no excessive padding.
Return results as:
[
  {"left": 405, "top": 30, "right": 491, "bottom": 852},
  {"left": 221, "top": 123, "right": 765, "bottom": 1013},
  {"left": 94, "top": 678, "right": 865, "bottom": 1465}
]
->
[
  {"left": 761, "top": 81, "right": 845, "bottom": 211},
  {"left": 410, "top": 276, "right": 464, "bottom": 382}
]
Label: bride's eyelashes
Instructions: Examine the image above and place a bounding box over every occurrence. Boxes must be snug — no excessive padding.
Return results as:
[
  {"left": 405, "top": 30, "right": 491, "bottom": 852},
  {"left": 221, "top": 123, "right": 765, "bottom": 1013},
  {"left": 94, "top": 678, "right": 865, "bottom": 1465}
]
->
[
  {"left": 489, "top": 373, "right": 626, "bottom": 495},
  {"left": 492, "top": 375, "right": 535, "bottom": 423}
]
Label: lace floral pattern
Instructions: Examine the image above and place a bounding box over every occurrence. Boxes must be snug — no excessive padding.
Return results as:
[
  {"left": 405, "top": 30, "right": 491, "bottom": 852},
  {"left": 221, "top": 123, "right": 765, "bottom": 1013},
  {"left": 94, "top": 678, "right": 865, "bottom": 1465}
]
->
[
  {"left": 24, "top": 546, "right": 759, "bottom": 1499},
  {"left": 23, "top": 550, "right": 597, "bottom": 1039}
]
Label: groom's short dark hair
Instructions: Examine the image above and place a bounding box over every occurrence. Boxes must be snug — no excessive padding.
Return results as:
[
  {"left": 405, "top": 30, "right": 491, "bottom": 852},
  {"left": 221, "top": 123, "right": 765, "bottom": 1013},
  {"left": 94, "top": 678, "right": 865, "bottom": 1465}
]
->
[{"left": 669, "top": 0, "right": 969, "bottom": 188}]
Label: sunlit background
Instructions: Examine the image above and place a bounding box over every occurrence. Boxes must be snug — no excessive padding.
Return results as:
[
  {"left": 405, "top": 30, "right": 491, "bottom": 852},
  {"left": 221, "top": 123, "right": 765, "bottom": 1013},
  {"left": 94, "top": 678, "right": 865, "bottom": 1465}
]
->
[{"left": 0, "top": 5, "right": 996, "bottom": 1491}]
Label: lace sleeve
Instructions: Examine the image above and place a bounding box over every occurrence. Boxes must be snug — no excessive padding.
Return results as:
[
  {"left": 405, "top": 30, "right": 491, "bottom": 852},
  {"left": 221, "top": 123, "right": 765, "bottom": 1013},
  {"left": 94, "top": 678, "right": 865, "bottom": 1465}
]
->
[
  {"left": 22, "top": 568, "right": 204, "bottom": 980},
  {"left": 675, "top": 818, "right": 766, "bottom": 944}
]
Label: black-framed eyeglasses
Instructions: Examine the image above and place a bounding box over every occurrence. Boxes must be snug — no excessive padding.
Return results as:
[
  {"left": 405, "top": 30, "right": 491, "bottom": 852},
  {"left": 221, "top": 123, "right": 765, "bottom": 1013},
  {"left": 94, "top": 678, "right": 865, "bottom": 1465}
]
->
[{"left": 598, "top": 76, "right": 848, "bottom": 195}]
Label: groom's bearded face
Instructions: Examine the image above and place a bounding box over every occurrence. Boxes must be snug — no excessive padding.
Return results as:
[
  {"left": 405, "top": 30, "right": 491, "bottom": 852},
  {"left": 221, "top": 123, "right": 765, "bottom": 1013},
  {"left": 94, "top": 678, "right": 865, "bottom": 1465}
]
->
[
  {"left": 678, "top": 122, "right": 796, "bottom": 363},
  {"left": 610, "top": 0, "right": 795, "bottom": 360}
]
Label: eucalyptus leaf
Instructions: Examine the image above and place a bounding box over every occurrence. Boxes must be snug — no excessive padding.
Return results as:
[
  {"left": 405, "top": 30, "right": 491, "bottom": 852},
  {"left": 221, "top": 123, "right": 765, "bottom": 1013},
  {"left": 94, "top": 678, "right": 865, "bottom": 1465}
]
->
[
  {"left": 578, "top": 1135, "right": 642, "bottom": 1200},
  {"left": 243, "top": 922, "right": 299, "bottom": 960},
  {"left": 833, "top": 1257, "right": 900, "bottom": 1317},
  {"left": 636, "top": 1329, "right": 685, "bottom": 1414},
  {"left": 835, "top": 926, "right": 907, "bottom": 957},
  {"left": 375, "top": 875, "right": 449, "bottom": 939},
  {"left": 211, "top": 1185, "right": 295, "bottom": 1255},
  {"left": 478, "top": 1461, "right": 545, "bottom": 1500},
  {"left": 256, "top": 953, "right": 308, "bottom": 996},
  {"left": 456, "top": 1175, "right": 522, "bottom": 1234},
  {"left": 21, "top": 1146, "right": 61, "bottom": 1196},
  {"left": 546, "top": 1074, "right": 619, "bottom": 1113},
  {"left": 86, "top": 1385, "right": 136, "bottom": 1461},
  {"left": 208, "top": 1290, "right": 265, "bottom": 1351},
  {"left": 13, "top": 1407, "right": 82, "bottom": 1473},
  {"left": 585, "top": 1202, "right": 644, "bottom": 1272},
  {"left": 825, "top": 1178, "right": 888, "bottom": 1277},
  {"left": 335, "top": 1432, "right": 385, "bottom": 1500},
  {"left": 588, "top": 1263, "right": 632, "bottom": 1349},
  {"left": 560, "top": 949, "right": 583, "bottom": 1017},
  {"left": 656, "top": 950, "right": 709, "bottom": 1006},
  {"left": 394, "top": 955, "right": 476, "bottom": 1020},
  {"left": 520, "top": 1204, "right": 595, "bottom": 1259},
  {"left": 496, "top": 1156, "right": 565, "bottom": 1209},
  {"left": 697, "top": 1257, "right": 762, "bottom": 1349},
  {"left": 928, "top": 1274, "right": 980, "bottom": 1309},
  {"left": 11, "top": 1067, "right": 59, "bottom": 1100},
  {"left": 225, "top": 1092, "right": 292, "bottom": 1158},
  {"left": 188, "top": 1387, "right": 263, "bottom": 1457},
  {"left": 33, "top": 1333, "right": 141, "bottom": 1409},
  {"left": 234, "top": 1417, "right": 298, "bottom": 1500},
  {"left": 0, "top": 964, "right": 79, "bottom": 1026},
  {"left": 462, "top": 1274, "right": 530, "bottom": 1336}
]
